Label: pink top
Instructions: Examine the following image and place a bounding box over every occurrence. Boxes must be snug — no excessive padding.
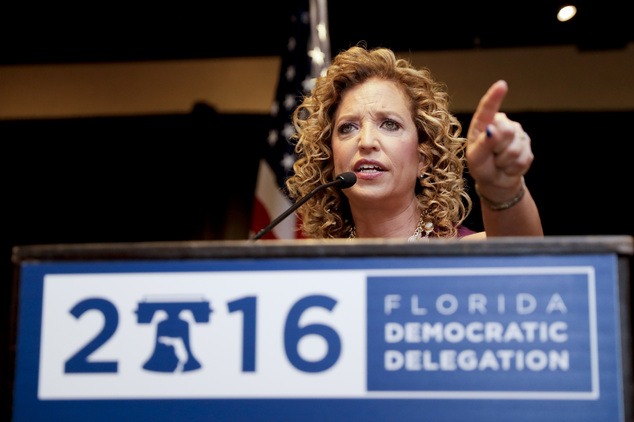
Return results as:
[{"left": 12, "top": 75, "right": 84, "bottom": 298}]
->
[{"left": 457, "top": 225, "right": 477, "bottom": 238}]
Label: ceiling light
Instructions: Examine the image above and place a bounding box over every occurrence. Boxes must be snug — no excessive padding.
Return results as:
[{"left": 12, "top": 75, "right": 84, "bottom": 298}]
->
[{"left": 557, "top": 5, "right": 577, "bottom": 22}]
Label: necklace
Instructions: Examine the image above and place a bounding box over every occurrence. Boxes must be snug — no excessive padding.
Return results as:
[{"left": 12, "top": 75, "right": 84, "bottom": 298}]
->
[{"left": 348, "top": 214, "right": 434, "bottom": 241}]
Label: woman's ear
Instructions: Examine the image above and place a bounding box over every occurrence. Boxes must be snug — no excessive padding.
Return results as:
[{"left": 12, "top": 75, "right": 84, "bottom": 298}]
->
[{"left": 418, "top": 152, "right": 428, "bottom": 178}]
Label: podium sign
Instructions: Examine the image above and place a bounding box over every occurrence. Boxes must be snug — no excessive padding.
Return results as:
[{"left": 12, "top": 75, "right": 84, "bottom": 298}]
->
[{"left": 11, "top": 238, "right": 633, "bottom": 421}]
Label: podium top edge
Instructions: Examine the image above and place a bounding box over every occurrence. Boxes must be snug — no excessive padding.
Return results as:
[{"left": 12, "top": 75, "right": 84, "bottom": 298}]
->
[{"left": 11, "top": 235, "right": 634, "bottom": 264}]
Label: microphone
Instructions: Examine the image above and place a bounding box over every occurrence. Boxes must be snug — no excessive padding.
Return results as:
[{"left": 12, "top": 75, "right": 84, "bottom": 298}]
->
[{"left": 251, "top": 172, "right": 357, "bottom": 240}]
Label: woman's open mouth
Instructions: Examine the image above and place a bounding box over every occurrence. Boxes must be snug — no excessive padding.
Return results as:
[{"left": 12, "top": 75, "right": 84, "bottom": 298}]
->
[
  {"left": 354, "top": 160, "right": 386, "bottom": 179},
  {"left": 356, "top": 164, "right": 384, "bottom": 173}
]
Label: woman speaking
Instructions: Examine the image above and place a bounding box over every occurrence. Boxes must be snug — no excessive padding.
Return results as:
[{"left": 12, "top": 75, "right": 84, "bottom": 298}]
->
[{"left": 286, "top": 46, "right": 542, "bottom": 240}]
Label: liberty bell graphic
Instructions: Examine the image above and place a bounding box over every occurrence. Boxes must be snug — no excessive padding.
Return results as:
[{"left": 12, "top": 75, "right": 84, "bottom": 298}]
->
[{"left": 136, "top": 297, "right": 212, "bottom": 372}]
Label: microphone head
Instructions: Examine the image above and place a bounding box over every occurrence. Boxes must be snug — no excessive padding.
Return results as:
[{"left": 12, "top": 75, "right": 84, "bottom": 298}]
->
[{"left": 336, "top": 172, "right": 357, "bottom": 189}]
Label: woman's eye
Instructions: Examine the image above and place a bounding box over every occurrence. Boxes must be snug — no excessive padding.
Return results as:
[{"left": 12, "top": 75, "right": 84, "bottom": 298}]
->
[
  {"left": 382, "top": 119, "right": 400, "bottom": 131},
  {"left": 338, "top": 123, "right": 356, "bottom": 134}
]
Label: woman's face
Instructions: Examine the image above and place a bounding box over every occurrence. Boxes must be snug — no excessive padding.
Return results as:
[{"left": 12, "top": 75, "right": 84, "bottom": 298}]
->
[{"left": 332, "top": 78, "right": 424, "bottom": 209}]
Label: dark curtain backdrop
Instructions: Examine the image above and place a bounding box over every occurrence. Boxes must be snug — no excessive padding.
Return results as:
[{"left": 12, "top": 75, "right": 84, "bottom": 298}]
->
[
  {"left": 2, "top": 107, "right": 633, "bottom": 418},
  {"left": 6, "top": 107, "right": 632, "bottom": 245}
]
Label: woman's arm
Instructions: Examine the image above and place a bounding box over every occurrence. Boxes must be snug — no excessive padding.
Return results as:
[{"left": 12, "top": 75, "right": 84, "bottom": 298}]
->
[{"left": 464, "top": 80, "right": 543, "bottom": 237}]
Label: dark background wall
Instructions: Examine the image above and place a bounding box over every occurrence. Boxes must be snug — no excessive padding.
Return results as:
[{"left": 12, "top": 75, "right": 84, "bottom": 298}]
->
[{"left": 5, "top": 109, "right": 633, "bottom": 248}]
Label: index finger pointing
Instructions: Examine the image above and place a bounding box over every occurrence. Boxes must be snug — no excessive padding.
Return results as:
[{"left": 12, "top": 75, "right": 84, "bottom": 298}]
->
[{"left": 469, "top": 80, "right": 509, "bottom": 138}]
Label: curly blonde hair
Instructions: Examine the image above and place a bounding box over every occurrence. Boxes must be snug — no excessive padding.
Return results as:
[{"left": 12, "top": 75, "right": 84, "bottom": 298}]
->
[{"left": 286, "top": 46, "right": 471, "bottom": 238}]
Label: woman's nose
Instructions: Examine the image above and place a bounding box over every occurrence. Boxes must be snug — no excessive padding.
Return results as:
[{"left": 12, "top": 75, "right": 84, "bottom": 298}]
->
[{"left": 358, "top": 126, "right": 380, "bottom": 151}]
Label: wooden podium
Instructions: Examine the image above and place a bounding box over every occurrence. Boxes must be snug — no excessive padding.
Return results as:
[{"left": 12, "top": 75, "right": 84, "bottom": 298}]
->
[{"left": 10, "top": 236, "right": 633, "bottom": 421}]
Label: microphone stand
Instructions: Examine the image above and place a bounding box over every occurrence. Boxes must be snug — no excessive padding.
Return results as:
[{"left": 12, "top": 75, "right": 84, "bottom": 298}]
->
[{"left": 250, "top": 173, "right": 356, "bottom": 241}]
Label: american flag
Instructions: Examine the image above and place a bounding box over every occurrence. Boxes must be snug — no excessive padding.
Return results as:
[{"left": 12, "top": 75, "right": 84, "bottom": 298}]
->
[{"left": 251, "top": 0, "right": 331, "bottom": 239}]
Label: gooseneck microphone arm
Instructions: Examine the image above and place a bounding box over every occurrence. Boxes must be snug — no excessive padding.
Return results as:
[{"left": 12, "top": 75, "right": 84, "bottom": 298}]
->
[{"left": 250, "top": 172, "right": 357, "bottom": 241}]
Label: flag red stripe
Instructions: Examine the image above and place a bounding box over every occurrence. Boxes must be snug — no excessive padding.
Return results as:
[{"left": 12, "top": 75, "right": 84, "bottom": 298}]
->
[{"left": 251, "top": 197, "right": 279, "bottom": 240}]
